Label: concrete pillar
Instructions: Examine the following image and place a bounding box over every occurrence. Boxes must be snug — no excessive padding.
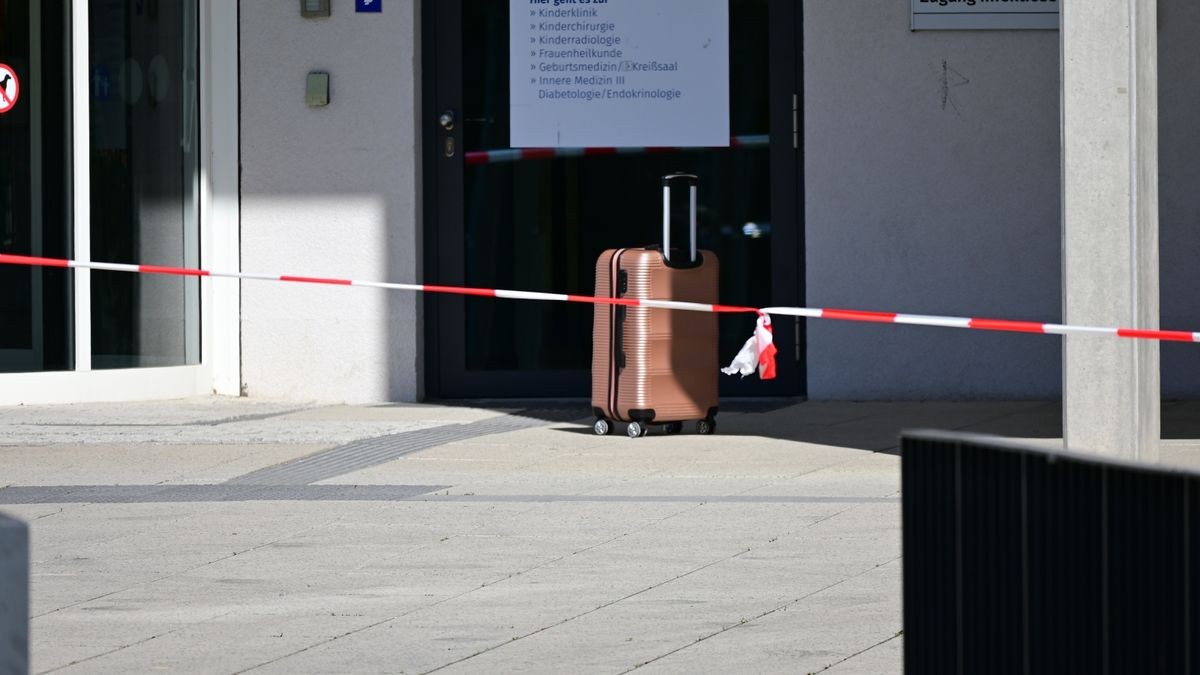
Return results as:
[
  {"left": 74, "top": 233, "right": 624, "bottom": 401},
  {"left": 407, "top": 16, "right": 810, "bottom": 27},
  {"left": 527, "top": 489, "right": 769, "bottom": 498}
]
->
[
  {"left": 1062, "top": 0, "right": 1160, "bottom": 459},
  {"left": 0, "top": 515, "right": 29, "bottom": 674}
]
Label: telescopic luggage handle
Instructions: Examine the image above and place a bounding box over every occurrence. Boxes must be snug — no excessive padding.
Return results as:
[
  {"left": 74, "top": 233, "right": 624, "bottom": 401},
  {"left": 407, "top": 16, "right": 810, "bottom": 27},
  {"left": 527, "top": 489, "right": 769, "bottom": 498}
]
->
[{"left": 662, "top": 173, "right": 698, "bottom": 264}]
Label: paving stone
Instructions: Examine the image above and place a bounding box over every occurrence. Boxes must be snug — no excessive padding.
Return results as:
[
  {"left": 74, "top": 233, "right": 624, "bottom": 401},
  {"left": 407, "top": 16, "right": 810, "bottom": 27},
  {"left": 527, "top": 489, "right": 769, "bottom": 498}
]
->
[{"left": 0, "top": 397, "right": 1105, "bottom": 673}]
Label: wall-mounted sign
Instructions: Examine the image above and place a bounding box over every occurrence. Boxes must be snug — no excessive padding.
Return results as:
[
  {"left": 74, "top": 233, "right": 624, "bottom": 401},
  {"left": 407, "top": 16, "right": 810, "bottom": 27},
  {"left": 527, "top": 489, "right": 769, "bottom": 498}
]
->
[
  {"left": 911, "top": 0, "right": 1059, "bottom": 31},
  {"left": 0, "top": 64, "right": 20, "bottom": 115},
  {"left": 509, "top": 0, "right": 729, "bottom": 148},
  {"left": 356, "top": 0, "right": 381, "bottom": 13}
]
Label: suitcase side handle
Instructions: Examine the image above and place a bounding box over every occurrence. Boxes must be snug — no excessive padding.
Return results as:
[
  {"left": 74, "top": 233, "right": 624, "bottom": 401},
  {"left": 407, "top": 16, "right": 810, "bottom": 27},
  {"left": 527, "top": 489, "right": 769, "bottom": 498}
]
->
[
  {"left": 615, "top": 269, "right": 628, "bottom": 370},
  {"left": 662, "top": 173, "right": 698, "bottom": 266},
  {"left": 615, "top": 305, "right": 626, "bottom": 369}
]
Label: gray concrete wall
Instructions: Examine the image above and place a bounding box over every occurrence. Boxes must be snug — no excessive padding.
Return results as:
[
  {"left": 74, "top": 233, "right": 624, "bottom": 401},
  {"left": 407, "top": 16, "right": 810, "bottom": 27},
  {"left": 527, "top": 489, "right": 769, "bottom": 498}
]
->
[
  {"left": 1159, "top": 0, "right": 1200, "bottom": 399},
  {"left": 239, "top": 1, "right": 422, "bottom": 403},
  {"left": 0, "top": 515, "right": 28, "bottom": 675},
  {"left": 804, "top": 0, "right": 1062, "bottom": 399}
]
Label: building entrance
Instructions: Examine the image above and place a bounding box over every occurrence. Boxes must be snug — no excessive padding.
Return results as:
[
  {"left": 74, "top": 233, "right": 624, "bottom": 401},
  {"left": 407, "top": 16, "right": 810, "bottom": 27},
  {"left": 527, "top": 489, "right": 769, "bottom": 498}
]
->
[
  {"left": 0, "top": 0, "right": 199, "bottom": 376},
  {"left": 0, "top": 1, "right": 71, "bottom": 373},
  {"left": 425, "top": 0, "right": 803, "bottom": 398}
]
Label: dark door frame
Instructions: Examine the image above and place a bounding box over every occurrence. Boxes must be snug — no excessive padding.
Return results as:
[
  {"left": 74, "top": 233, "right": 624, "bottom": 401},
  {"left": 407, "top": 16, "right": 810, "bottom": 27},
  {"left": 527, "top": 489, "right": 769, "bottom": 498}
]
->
[{"left": 422, "top": 0, "right": 805, "bottom": 400}]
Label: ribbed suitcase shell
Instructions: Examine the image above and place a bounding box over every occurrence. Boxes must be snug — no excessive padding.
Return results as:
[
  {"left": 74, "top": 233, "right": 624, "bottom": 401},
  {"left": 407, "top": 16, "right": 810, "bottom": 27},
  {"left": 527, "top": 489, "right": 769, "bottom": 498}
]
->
[{"left": 591, "top": 247, "right": 718, "bottom": 424}]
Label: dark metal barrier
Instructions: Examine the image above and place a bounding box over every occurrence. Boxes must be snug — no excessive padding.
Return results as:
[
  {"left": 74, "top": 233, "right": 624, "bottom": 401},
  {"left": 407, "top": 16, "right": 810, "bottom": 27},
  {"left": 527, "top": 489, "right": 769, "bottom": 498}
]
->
[
  {"left": 902, "top": 431, "right": 1200, "bottom": 674},
  {"left": 1, "top": 514, "right": 29, "bottom": 675}
]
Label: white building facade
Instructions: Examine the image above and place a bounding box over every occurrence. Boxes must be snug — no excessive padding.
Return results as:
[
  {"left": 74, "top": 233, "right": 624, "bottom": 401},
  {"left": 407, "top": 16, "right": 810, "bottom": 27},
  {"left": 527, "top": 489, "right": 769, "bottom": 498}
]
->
[{"left": 0, "top": 1, "right": 1192, "bottom": 456}]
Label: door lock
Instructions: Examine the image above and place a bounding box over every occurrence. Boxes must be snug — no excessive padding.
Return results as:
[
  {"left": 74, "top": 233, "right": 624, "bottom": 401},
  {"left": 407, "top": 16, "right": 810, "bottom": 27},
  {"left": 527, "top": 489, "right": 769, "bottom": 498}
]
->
[{"left": 439, "top": 110, "right": 455, "bottom": 131}]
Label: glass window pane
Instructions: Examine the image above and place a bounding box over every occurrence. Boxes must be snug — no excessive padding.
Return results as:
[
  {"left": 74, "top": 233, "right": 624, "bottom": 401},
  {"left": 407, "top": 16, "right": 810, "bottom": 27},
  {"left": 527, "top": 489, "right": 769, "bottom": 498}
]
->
[
  {"left": 90, "top": 0, "right": 199, "bottom": 369},
  {"left": 0, "top": 1, "right": 73, "bottom": 374}
]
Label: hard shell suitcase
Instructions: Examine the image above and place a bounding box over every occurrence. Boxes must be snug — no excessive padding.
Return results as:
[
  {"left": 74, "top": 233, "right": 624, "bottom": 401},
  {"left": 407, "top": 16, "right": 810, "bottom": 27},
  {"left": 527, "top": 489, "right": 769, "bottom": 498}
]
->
[{"left": 591, "top": 174, "right": 719, "bottom": 438}]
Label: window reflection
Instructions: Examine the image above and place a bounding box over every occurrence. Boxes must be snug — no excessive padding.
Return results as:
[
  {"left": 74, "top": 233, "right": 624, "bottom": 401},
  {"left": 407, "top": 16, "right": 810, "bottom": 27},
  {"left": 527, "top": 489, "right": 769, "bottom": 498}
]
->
[{"left": 90, "top": 0, "right": 199, "bottom": 369}]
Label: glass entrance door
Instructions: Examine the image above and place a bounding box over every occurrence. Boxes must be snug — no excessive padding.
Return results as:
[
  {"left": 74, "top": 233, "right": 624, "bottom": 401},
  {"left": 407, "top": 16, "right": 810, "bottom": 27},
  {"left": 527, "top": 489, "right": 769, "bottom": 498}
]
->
[
  {"left": 89, "top": 0, "right": 200, "bottom": 369},
  {"left": 0, "top": 0, "right": 199, "bottom": 376},
  {"left": 427, "top": 0, "right": 802, "bottom": 398},
  {"left": 0, "top": 1, "right": 72, "bottom": 373}
]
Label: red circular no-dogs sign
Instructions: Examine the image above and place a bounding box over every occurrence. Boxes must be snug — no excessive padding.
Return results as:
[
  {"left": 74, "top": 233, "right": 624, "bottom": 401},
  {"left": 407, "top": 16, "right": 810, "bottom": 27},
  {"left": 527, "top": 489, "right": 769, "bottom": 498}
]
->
[{"left": 0, "top": 64, "right": 20, "bottom": 115}]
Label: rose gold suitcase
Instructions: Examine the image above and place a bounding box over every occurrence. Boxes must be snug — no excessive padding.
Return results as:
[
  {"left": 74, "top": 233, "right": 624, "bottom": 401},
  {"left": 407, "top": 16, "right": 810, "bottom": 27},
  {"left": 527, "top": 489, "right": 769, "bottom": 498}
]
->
[{"left": 591, "top": 174, "right": 719, "bottom": 438}]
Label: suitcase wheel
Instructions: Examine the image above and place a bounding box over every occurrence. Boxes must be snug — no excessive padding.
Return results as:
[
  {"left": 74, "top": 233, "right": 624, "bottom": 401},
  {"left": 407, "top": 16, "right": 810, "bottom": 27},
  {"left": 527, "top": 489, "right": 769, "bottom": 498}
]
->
[
  {"left": 593, "top": 418, "right": 613, "bottom": 436},
  {"left": 664, "top": 422, "right": 683, "bottom": 436},
  {"left": 696, "top": 418, "right": 717, "bottom": 436},
  {"left": 626, "top": 421, "right": 649, "bottom": 439}
]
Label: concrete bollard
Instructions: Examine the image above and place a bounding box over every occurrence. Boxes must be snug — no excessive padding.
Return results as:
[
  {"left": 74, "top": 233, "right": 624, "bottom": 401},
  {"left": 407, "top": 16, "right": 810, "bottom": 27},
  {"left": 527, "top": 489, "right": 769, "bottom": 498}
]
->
[{"left": 0, "top": 514, "right": 28, "bottom": 675}]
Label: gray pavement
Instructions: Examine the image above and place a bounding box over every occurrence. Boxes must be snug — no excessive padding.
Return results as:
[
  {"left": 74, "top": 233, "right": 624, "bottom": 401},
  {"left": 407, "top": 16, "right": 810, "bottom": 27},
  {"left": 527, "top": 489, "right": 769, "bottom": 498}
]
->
[{"left": 0, "top": 397, "right": 1195, "bottom": 674}]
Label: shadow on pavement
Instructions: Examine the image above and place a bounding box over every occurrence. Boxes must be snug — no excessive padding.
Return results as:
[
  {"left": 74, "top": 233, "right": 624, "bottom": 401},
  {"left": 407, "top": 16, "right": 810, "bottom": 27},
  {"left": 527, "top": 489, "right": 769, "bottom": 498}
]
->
[
  {"left": 407, "top": 398, "right": 1200, "bottom": 454},
  {"left": 434, "top": 398, "right": 1066, "bottom": 454}
]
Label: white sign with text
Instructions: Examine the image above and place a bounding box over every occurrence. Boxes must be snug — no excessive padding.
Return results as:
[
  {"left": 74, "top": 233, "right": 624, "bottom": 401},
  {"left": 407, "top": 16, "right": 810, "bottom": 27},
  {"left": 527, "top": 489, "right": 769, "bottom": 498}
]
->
[{"left": 510, "top": 0, "right": 729, "bottom": 148}]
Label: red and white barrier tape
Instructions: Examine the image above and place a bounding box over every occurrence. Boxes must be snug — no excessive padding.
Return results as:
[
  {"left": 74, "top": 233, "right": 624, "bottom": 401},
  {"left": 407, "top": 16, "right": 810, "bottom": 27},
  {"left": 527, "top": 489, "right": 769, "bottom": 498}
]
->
[
  {"left": 3, "top": 252, "right": 1199, "bottom": 382},
  {"left": 4, "top": 252, "right": 1197, "bottom": 341},
  {"left": 465, "top": 134, "right": 769, "bottom": 166},
  {"left": 722, "top": 315, "right": 778, "bottom": 381},
  {"left": 0, "top": 253, "right": 759, "bottom": 314}
]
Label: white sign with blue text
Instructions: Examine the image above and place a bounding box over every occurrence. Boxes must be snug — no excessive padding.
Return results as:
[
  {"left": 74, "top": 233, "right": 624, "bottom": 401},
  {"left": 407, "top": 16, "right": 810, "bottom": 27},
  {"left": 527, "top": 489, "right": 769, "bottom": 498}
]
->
[{"left": 510, "top": 0, "right": 729, "bottom": 148}]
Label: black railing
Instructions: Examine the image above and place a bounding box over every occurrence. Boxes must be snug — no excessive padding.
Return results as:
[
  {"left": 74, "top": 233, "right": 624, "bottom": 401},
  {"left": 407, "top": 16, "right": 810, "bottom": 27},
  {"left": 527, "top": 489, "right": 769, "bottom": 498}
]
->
[{"left": 902, "top": 431, "right": 1200, "bottom": 674}]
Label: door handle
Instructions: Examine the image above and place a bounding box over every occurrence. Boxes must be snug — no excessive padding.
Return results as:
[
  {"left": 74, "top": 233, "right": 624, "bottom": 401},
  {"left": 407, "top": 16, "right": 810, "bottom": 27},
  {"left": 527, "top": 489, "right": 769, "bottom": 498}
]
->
[{"left": 439, "top": 110, "right": 455, "bottom": 131}]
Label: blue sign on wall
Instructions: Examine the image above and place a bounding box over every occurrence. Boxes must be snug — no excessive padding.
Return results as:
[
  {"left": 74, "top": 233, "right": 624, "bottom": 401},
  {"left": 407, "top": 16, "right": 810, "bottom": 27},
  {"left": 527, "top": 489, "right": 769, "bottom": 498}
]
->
[{"left": 356, "top": 0, "right": 381, "bottom": 12}]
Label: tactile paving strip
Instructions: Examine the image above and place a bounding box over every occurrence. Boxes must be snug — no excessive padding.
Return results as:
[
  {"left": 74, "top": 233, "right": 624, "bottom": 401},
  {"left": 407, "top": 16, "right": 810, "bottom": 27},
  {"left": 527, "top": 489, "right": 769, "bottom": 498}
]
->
[{"left": 0, "top": 484, "right": 450, "bottom": 504}]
